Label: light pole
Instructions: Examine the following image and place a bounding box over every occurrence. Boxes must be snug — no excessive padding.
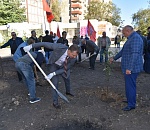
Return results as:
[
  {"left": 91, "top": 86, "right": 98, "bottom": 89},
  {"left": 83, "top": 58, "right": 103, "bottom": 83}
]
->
[
  {"left": 6, "top": 24, "right": 10, "bottom": 37},
  {"left": 69, "top": 0, "right": 71, "bottom": 23}
]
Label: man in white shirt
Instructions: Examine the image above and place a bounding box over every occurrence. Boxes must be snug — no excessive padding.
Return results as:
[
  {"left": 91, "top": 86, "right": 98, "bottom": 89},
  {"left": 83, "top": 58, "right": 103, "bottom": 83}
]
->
[
  {"left": 23, "top": 43, "right": 79, "bottom": 109},
  {"left": 97, "top": 31, "right": 111, "bottom": 63},
  {"left": 53, "top": 33, "right": 59, "bottom": 43}
]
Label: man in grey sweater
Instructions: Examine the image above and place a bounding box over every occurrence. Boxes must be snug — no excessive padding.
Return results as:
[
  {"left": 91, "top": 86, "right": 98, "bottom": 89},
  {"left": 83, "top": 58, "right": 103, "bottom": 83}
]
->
[{"left": 15, "top": 51, "right": 45, "bottom": 103}]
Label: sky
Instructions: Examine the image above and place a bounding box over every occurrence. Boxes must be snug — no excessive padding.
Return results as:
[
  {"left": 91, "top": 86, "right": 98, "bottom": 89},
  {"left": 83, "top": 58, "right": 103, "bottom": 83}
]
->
[{"left": 113, "top": 0, "right": 149, "bottom": 26}]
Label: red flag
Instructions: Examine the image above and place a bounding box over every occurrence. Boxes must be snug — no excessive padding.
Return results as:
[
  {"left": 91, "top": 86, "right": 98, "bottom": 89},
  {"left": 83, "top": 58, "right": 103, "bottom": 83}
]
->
[
  {"left": 57, "top": 24, "right": 61, "bottom": 38},
  {"left": 42, "top": 0, "right": 54, "bottom": 23},
  {"left": 87, "top": 20, "right": 96, "bottom": 42}
]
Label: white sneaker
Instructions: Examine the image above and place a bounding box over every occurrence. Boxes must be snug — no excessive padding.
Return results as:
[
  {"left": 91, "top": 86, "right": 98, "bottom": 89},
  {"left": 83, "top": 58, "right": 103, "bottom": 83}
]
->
[{"left": 29, "top": 97, "right": 41, "bottom": 104}]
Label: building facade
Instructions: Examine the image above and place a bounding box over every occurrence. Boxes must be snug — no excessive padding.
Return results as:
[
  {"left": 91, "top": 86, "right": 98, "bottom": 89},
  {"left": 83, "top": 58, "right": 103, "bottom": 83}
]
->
[
  {"left": 88, "top": 0, "right": 112, "bottom": 3},
  {"left": 61, "top": 0, "right": 112, "bottom": 23},
  {"left": 20, "top": 0, "right": 50, "bottom": 31}
]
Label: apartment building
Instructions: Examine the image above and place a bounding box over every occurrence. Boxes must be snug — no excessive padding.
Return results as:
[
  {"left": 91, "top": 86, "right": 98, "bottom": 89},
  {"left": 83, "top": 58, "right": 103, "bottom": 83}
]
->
[
  {"left": 61, "top": 0, "right": 112, "bottom": 23},
  {"left": 20, "top": 0, "right": 112, "bottom": 24},
  {"left": 88, "top": 0, "right": 112, "bottom": 3},
  {"left": 70, "top": 0, "right": 89, "bottom": 23}
]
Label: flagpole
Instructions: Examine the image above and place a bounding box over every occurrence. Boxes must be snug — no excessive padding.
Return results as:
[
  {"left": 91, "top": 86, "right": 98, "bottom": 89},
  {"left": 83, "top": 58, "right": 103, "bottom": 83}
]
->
[
  {"left": 42, "top": 0, "right": 54, "bottom": 31},
  {"left": 49, "top": 0, "right": 52, "bottom": 31},
  {"left": 57, "top": 23, "right": 61, "bottom": 38},
  {"left": 43, "top": 10, "right": 46, "bottom": 30},
  {"left": 26, "top": 0, "right": 29, "bottom": 23}
]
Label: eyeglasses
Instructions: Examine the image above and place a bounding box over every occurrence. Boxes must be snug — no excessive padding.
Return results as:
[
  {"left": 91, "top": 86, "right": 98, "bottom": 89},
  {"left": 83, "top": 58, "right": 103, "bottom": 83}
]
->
[{"left": 12, "top": 34, "right": 16, "bottom": 36}]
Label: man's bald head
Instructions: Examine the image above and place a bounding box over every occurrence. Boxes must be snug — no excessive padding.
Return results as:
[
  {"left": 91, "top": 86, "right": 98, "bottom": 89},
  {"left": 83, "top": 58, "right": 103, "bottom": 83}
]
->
[{"left": 122, "top": 25, "right": 134, "bottom": 37}]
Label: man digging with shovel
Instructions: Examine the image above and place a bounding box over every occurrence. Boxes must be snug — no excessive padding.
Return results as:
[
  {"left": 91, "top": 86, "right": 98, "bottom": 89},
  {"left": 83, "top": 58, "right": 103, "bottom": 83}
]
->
[
  {"left": 81, "top": 39, "right": 99, "bottom": 70},
  {"left": 23, "top": 43, "right": 79, "bottom": 109},
  {"left": 15, "top": 50, "right": 45, "bottom": 103}
]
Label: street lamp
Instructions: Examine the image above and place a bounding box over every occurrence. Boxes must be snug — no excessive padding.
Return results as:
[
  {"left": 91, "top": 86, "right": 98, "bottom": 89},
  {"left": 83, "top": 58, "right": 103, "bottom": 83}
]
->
[
  {"left": 69, "top": 0, "right": 71, "bottom": 23},
  {"left": 6, "top": 24, "right": 10, "bottom": 37}
]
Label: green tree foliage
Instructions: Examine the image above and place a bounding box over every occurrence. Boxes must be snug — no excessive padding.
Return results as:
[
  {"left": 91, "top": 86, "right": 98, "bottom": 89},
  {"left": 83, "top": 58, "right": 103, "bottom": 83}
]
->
[
  {"left": 0, "top": 0, "right": 26, "bottom": 25},
  {"left": 132, "top": 9, "right": 150, "bottom": 35},
  {"left": 84, "top": 1, "right": 121, "bottom": 26},
  {"left": 51, "top": 0, "right": 61, "bottom": 22}
]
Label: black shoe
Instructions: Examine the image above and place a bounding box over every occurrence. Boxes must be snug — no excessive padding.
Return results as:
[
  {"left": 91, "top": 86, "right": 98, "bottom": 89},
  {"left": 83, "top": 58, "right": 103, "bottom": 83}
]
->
[
  {"left": 19, "top": 79, "right": 22, "bottom": 82},
  {"left": 122, "top": 100, "right": 128, "bottom": 103},
  {"left": 89, "top": 67, "right": 94, "bottom": 70},
  {"left": 36, "top": 82, "right": 42, "bottom": 86},
  {"left": 53, "top": 103, "right": 61, "bottom": 109},
  {"left": 122, "top": 106, "right": 135, "bottom": 111},
  {"left": 66, "top": 92, "right": 74, "bottom": 97}
]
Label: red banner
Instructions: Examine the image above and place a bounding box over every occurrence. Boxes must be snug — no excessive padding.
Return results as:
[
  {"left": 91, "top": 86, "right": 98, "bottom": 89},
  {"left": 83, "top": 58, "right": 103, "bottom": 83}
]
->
[
  {"left": 57, "top": 24, "right": 61, "bottom": 38},
  {"left": 87, "top": 20, "right": 96, "bottom": 42},
  {"left": 42, "top": 0, "right": 54, "bottom": 23}
]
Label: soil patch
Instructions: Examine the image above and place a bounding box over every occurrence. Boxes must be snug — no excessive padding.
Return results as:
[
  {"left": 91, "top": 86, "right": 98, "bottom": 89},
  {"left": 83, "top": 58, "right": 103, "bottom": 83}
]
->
[{"left": 0, "top": 57, "right": 150, "bottom": 130}]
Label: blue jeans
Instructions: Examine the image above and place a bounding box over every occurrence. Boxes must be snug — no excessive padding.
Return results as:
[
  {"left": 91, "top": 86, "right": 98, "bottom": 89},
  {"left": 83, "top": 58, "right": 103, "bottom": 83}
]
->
[
  {"left": 117, "top": 42, "right": 120, "bottom": 48},
  {"left": 100, "top": 48, "right": 108, "bottom": 63},
  {"left": 124, "top": 73, "right": 139, "bottom": 107},
  {"left": 45, "top": 51, "right": 51, "bottom": 64},
  {"left": 15, "top": 62, "right": 36, "bottom": 99}
]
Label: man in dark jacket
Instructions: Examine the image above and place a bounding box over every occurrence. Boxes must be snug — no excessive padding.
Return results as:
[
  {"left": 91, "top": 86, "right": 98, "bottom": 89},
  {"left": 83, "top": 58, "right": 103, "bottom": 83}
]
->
[
  {"left": 57, "top": 31, "right": 69, "bottom": 47},
  {"left": 0, "top": 32, "right": 24, "bottom": 55},
  {"left": 29, "top": 30, "right": 41, "bottom": 51},
  {"left": 81, "top": 39, "right": 99, "bottom": 70},
  {"left": 42, "top": 30, "right": 54, "bottom": 64},
  {"left": 136, "top": 30, "right": 147, "bottom": 54},
  {"left": 42, "top": 30, "right": 54, "bottom": 45}
]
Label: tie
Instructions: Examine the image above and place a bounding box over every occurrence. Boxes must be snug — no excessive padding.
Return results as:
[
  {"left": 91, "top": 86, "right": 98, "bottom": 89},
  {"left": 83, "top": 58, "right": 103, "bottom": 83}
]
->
[{"left": 64, "top": 56, "right": 69, "bottom": 77}]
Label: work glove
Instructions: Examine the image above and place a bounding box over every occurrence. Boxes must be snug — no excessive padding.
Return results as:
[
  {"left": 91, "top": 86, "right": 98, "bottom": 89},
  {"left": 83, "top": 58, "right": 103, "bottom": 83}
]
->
[
  {"left": 38, "top": 50, "right": 45, "bottom": 57},
  {"left": 45, "top": 72, "right": 56, "bottom": 80},
  {"left": 77, "top": 44, "right": 81, "bottom": 47},
  {"left": 23, "top": 45, "right": 32, "bottom": 52},
  {"left": 93, "top": 52, "right": 97, "bottom": 55}
]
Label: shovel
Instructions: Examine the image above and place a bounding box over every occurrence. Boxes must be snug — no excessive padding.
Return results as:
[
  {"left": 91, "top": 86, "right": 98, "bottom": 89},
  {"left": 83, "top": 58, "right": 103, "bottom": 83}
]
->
[
  {"left": 80, "top": 53, "right": 95, "bottom": 63},
  {"left": 27, "top": 51, "right": 69, "bottom": 103}
]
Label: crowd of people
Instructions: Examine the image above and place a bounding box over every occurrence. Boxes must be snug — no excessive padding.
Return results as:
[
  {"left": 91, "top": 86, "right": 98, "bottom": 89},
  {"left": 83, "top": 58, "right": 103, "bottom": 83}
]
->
[{"left": 0, "top": 25, "right": 150, "bottom": 111}]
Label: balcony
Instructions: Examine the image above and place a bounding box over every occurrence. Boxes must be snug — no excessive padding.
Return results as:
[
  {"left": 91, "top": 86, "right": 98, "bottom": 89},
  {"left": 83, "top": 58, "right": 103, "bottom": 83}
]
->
[
  {"left": 71, "top": 3, "right": 82, "bottom": 9},
  {"left": 71, "top": 0, "right": 81, "bottom": 3},
  {"left": 71, "top": 16, "right": 79, "bottom": 20},
  {"left": 71, "top": 10, "right": 82, "bottom": 15}
]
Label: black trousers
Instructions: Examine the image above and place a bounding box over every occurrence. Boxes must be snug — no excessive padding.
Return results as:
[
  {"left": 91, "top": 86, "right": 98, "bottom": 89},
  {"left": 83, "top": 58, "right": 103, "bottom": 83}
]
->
[{"left": 81, "top": 46, "right": 86, "bottom": 53}]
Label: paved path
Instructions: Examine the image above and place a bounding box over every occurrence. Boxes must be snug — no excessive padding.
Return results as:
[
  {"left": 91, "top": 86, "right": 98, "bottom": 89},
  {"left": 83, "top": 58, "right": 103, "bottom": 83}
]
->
[
  {"left": 0, "top": 48, "right": 12, "bottom": 58},
  {"left": 0, "top": 43, "right": 124, "bottom": 62}
]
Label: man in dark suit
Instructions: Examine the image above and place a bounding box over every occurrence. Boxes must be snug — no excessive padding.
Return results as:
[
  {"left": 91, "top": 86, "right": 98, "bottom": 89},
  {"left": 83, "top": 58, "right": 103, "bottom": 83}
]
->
[
  {"left": 23, "top": 43, "right": 79, "bottom": 109},
  {"left": 81, "top": 39, "right": 99, "bottom": 70}
]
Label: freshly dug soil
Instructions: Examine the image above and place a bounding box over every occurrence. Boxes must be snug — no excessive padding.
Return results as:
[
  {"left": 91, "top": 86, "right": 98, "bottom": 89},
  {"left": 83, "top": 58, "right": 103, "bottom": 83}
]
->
[{"left": 0, "top": 57, "right": 150, "bottom": 130}]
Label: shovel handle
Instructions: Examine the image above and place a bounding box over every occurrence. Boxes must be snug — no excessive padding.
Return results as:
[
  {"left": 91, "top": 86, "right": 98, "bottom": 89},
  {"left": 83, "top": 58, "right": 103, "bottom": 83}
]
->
[
  {"left": 27, "top": 51, "right": 57, "bottom": 90},
  {"left": 80, "top": 53, "right": 95, "bottom": 63}
]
